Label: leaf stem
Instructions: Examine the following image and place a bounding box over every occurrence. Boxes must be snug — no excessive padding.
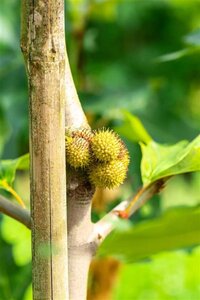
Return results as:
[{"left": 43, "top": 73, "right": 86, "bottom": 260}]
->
[
  {"left": 91, "top": 178, "right": 169, "bottom": 245},
  {"left": 1, "top": 180, "right": 26, "bottom": 208}
]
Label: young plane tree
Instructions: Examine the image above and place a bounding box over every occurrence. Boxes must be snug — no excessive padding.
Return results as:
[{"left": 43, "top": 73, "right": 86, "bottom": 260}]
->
[{"left": 0, "top": 1, "right": 200, "bottom": 299}]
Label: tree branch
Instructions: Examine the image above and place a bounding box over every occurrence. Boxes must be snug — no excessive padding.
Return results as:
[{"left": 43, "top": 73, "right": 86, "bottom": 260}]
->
[
  {"left": 64, "top": 33, "right": 95, "bottom": 300},
  {"left": 0, "top": 195, "right": 31, "bottom": 229},
  {"left": 67, "top": 172, "right": 95, "bottom": 299},
  {"left": 65, "top": 52, "right": 89, "bottom": 130},
  {"left": 91, "top": 178, "right": 168, "bottom": 245}
]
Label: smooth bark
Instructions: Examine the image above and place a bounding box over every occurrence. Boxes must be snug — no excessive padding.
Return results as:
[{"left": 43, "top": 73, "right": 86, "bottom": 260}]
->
[
  {"left": 64, "top": 24, "right": 95, "bottom": 300},
  {"left": 66, "top": 171, "right": 95, "bottom": 299},
  {"left": 21, "top": 1, "right": 68, "bottom": 299}
]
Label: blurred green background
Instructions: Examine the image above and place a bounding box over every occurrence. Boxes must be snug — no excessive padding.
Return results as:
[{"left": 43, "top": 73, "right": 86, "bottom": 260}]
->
[{"left": 0, "top": 0, "right": 200, "bottom": 299}]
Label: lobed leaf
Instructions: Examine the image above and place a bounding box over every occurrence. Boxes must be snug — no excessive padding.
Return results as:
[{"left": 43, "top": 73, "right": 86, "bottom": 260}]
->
[
  {"left": 98, "top": 206, "right": 200, "bottom": 263},
  {"left": 0, "top": 153, "right": 29, "bottom": 188},
  {"left": 140, "top": 135, "right": 200, "bottom": 185},
  {"left": 116, "top": 110, "right": 152, "bottom": 144}
]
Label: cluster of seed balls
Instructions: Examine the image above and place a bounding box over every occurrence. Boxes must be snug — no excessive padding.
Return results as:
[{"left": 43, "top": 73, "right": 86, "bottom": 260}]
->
[{"left": 65, "top": 128, "right": 130, "bottom": 189}]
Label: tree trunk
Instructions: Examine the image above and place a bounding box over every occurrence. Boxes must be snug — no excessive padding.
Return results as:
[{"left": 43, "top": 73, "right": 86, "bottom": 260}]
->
[
  {"left": 21, "top": 1, "right": 68, "bottom": 299},
  {"left": 12, "top": 1, "right": 167, "bottom": 299}
]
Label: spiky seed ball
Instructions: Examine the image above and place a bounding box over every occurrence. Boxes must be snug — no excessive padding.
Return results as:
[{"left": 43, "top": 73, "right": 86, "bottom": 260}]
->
[
  {"left": 91, "top": 130, "right": 121, "bottom": 162},
  {"left": 65, "top": 136, "right": 90, "bottom": 168},
  {"left": 72, "top": 129, "right": 94, "bottom": 142},
  {"left": 88, "top": 160, "right": 127, "bottom": 189},
  {"left": 118, "top": 142, "right": 130, "bottom": 168}
]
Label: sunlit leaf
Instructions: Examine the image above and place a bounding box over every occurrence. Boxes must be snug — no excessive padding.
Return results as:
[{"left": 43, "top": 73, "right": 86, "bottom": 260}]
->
[
  {"left": 161, "top": 172, "right": 200, "bottom": 210},
  {"left": 1, "top": 216, "right": 31, "bottom": 266},
  {"left": 113, "top": 248, "right": 200, "bottom": 299},
  {"left": 17, "top": 154, "right": 29, "bottom": 171},
  {"left": 23, "top": 284, "right": 32, "bottom": 300},
  {"left": 67, "top": 0, "right": 118, "bottom": 26},
  {"left": 115, "top": 111, "right": 152, "bottom": 144},
  {"left": 98, "top": 207, "right": 200, "bottom": 263},
  {"left": 0, "top": 153, "right": 29, "bottom": 187},
  {"left": 140, "top": 135, "right": 200, "bottom": 185}
]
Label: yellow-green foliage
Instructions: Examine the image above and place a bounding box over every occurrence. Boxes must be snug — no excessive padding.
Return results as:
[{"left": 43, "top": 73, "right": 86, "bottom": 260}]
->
[{"left": 65, "top": 128, "right": 130, "bottom": 189}]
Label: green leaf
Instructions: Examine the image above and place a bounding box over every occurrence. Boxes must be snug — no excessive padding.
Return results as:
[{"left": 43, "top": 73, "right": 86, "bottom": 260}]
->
[
  {"left": 115, "top": 111, "right": 152, "bottom": 144},
  {"left": 98, "top": 207, "right": 200, "bottom": 263},
  {"left": 23, "top": 284, "right": 32, "bottom": 300},
  {"left": 113, "top": 248, "right": 200, "bottom": 299},
  {"left": 0, "top": 154, "right": 29, "bottom": 187},
  {"left": 140, "top": 135, "right": 200, "bottom": 185},
  {"left": 1, "top": 215, "right": 31, "bottom": 266},
  {"left": 17, "top": 154, "right": 30, "bottom": 171}
]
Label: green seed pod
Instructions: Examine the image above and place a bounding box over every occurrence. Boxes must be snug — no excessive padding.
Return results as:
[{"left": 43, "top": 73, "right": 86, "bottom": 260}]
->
[
  {"left": 65, "top": 136, "right": 90, "bottom": 168},
  {"left": 91, "top": 129, "right": 121, "bottom": 162},
  {"left": 88, "top": 160, "right": 127, "bottom": 189}
]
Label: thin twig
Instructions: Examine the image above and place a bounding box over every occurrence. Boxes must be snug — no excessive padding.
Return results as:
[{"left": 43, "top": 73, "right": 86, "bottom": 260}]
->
[
  {"left": 91, "top": 178, "right": 169, "bottom": 245},
  {"left": 0, "top": 194, "right": 31, "bottom": 229}
]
